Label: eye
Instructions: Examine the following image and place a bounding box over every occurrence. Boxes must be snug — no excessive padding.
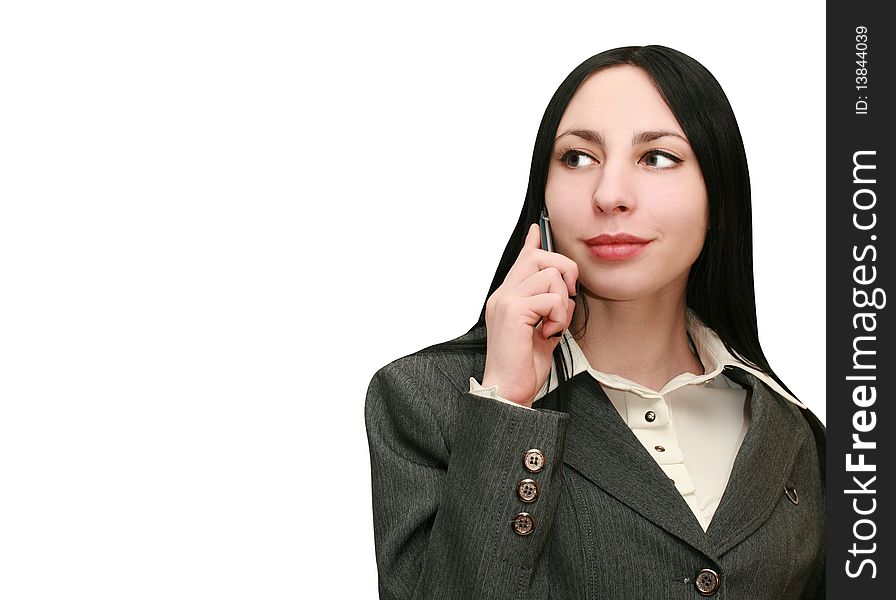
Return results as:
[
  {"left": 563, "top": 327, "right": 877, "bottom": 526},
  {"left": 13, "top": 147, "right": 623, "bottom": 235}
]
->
[
  {"left": 640, "top": 150, "right": 683, "bottom": 170},
  {"left": 557, "top": 149, "right": 598, "bottom": 169}
]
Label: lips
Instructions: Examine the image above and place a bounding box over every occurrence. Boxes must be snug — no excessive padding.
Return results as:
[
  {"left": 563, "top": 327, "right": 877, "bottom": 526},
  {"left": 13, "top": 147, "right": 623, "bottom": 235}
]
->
[
  {"left": 584, "top": 232, "right": 652, "bottom": 261},
  {"left": 584, "top": 232, "right": 651, "bottom": 245}
]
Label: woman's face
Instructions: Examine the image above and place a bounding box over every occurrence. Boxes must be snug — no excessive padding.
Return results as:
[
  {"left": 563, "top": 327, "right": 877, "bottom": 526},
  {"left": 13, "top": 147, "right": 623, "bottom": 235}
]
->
[{"left": 545, "top": 65, "right": 708, "bottom": 303}]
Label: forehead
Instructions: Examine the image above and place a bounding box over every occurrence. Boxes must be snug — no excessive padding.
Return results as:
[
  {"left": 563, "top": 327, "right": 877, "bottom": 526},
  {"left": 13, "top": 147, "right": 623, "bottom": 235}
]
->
[{"left": 557, "top": 65, "right": 684, "bottom": 137}]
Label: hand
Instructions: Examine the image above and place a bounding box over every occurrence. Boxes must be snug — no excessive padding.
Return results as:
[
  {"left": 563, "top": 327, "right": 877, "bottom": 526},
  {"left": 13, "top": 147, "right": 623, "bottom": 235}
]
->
[{"left": 482, "top": 223, "right": 578, "bottom": 407}]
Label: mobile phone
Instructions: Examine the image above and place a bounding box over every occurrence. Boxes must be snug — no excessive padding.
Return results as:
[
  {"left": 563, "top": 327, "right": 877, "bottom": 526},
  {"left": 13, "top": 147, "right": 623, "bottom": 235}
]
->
[
  {"left": 539, "top": 207, "right": 554, "bottom": 252},
  {"left": 539, "top": 207, "right": 576, "bottom": 298},
  {"left": 537, "top": 207, "right": 563, "bottom": 337}
]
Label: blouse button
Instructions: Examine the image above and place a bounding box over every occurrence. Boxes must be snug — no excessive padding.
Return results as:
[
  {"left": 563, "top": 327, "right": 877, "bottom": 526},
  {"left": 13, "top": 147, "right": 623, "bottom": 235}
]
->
[
  {"left": 645, "top": 411, "right": 656, "bottom": 423},
  {"left": 654, "top": 445, "right": 666, "bottom": 452}
]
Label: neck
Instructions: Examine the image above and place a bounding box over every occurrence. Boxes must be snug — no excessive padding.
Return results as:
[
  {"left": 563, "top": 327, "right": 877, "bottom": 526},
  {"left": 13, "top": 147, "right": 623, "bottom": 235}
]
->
[{"left": 570, "top": 289, "right": 705, "bottom": 393}]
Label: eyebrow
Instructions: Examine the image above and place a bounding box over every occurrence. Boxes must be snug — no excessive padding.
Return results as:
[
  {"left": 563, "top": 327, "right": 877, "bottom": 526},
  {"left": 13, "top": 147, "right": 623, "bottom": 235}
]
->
[{"left": 554, "top": 128, "right": 690, "bottom": 147}]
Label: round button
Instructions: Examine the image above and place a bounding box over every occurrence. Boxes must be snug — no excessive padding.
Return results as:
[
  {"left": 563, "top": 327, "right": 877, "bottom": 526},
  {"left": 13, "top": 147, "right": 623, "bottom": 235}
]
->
[
  {"left": 654, "top": 445, "right": 666, "bottom": 452},
  {"left": 523, "top": 448, "right": 546, "bottom": 473},
  {"left": 517, "top": 479, "right": 540, "bottom": 503},
  {"left": 645, "top": 411, "right": 656, "bottom": 422},
  {"left": 784, "top": 483, "right": 799, "bottom": 505},
  {"left": 694, "top": 568, "right": 720, "bottom": 596},
  {"left": 511, "top": 512, "right": 535, "bottom": 536}
]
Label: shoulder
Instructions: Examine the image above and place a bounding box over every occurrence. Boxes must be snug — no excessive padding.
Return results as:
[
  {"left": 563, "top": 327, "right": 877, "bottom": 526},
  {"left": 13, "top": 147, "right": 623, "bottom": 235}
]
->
[
  {"left": 369, "top": 325, "right": 488, "bottom": 396},
  {"left": 365, "top": 325, "right": 488, "bottom": 422},
  {"left": 364, "top": 326, "right": 490, "bottom": 457},
  {"left": 727, "top": 366, "right": 824, "bottom": 441}
]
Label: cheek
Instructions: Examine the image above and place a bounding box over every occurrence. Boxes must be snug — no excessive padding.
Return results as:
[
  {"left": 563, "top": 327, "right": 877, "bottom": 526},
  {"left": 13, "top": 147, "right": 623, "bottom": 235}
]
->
[
  {"left": 648, "top": 176, "right": 708, "bottom": 236},
  {"left": 545, "top": 168, "right": 594, "bottom": 238},
  {"left": 661, "top": 201, "right": 707, "bottom": 237},
  {"left": 545, "top": 167, "right": 586, "bottom": 204}
]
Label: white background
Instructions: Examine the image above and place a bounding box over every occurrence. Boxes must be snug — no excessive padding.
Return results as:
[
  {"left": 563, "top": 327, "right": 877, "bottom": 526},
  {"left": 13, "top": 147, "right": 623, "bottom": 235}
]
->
[{"left": 0, "top": 1, "right": 824, "bottom": 598}]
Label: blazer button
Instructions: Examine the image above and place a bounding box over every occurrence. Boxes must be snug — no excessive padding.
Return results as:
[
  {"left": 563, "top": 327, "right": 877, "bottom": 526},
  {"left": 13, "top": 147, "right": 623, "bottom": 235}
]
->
[
  {"left": 694, "top": 568, "right": 720, "bottom": 596},
  {"left": 517, "top": 479, "right": 540, "bottom": 503},
  {"left": 523, "top": 448, "right": 546, "bottom": 473},
  {"left": 511, "top": 512, "right": 535, "bottom": 536}
]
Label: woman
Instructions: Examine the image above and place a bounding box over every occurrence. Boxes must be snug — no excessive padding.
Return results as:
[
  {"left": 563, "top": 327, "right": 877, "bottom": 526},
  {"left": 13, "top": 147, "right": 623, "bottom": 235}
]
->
[{"left": 365, "top": 46, "right": 825, "bottom": 599}]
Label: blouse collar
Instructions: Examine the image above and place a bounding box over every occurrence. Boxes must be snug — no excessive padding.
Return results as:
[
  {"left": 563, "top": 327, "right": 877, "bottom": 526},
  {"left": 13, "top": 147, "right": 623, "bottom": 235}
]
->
[{"left": 537, "top": 307, "right": 806, "bottom": 409}]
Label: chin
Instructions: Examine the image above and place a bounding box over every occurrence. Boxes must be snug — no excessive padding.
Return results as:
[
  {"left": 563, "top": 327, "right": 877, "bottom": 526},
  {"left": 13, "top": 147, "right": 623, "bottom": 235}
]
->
[
  {"left": 579, "top": 279, "right": 657, "bottom": 302},
  {"left": 580, "top": 272, "right": 686, "bottom": 302}
]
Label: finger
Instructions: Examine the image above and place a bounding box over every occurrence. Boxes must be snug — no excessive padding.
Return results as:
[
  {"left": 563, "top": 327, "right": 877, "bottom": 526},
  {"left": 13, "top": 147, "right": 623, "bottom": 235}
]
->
[
  {"left": 525, "top": 222, "right": 578, "bottom": 295},
  {"left": 544, "top": 294, "right": 576, "bottom": 338},
  {"left": 504, "top": 234, "right": 579, "bottom": 296},
  {"left": 512, "top": 267, "right": 569, "bottom": 308},
  {"left": 564, "top": 297, "right": 576, "bottom": 330},
  {"left": 526, "top": 222, "right": 541, "bottom": 249},
  {"left": 518, "top": 253, "right": 578, "bottom": 298},
  {"left": 512, "top": 267, "right": 569, "bottom": 333},
  {"left": 517, "top": 293, "right": 569, "bottom": 336},
  {"left": 501, "top": 224, "right": 541, "bottom": 290}
]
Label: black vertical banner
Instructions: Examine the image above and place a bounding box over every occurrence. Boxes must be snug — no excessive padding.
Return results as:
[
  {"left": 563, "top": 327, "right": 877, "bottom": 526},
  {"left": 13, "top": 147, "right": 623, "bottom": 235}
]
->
[{"left": 828, "top": 2, "right": 894, "bottom": 596}]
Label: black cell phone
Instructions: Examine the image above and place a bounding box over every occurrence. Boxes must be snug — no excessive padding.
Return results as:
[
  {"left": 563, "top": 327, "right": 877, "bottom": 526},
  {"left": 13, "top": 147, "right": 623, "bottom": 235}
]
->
[
  {"left": 537, "top": 207, "right": 565, "bottom": 337},
  {"left": 539, "top": 207, "right": 554, "bottom": 252},
  {"left": 540, "top": 206, "right": 577, "bottom": 301}
]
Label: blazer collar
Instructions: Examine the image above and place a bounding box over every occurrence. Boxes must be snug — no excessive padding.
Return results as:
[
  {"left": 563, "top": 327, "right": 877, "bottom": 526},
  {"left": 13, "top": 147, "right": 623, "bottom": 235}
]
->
[
  {"left": 534, "top": 366, "right": 806, "bottom": 558},
  {"left": 704, "top": 366, "right": 807, "bottom": 555}
]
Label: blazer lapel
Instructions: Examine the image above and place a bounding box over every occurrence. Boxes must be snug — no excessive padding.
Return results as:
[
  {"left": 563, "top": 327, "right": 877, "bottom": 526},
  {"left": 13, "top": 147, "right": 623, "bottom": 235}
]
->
[
  {"left": 536, "top": 372, "right": 716, "bottom": 559},
  {"left": 704, "top": 367, "right": 806, "bottom": 556},
  {"left": 474, "top": 356, "right": 806, "bottom": 559}
]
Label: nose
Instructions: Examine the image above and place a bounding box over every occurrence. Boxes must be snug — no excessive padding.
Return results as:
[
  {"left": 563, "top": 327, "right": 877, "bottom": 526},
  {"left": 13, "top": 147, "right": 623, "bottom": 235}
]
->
[{"left": 592, "top": 161, "right": 635, "bottom": 214}]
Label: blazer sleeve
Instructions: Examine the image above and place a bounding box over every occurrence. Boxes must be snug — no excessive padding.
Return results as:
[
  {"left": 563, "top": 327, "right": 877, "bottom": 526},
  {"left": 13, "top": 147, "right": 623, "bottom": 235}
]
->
[
  {"left": 799, "top": 406, "right": 826, "bottom": 600},
  {"left": 799, "top": 546, "right": 825, "bottom": 599},
  {"left": 365, "top": 355, "right": 569, "bottom": 600}
]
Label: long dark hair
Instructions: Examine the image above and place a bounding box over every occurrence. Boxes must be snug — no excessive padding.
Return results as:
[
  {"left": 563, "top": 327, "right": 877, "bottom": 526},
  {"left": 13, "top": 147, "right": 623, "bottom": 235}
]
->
[{"left": 418, "top": 45, "right": 799, "bottom": 410}]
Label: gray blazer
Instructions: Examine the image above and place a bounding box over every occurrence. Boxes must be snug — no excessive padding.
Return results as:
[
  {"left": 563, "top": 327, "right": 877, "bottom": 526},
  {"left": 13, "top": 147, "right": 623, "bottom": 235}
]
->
[{"left": 365, "top": 326, "right": 825, "bottom": 599}]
